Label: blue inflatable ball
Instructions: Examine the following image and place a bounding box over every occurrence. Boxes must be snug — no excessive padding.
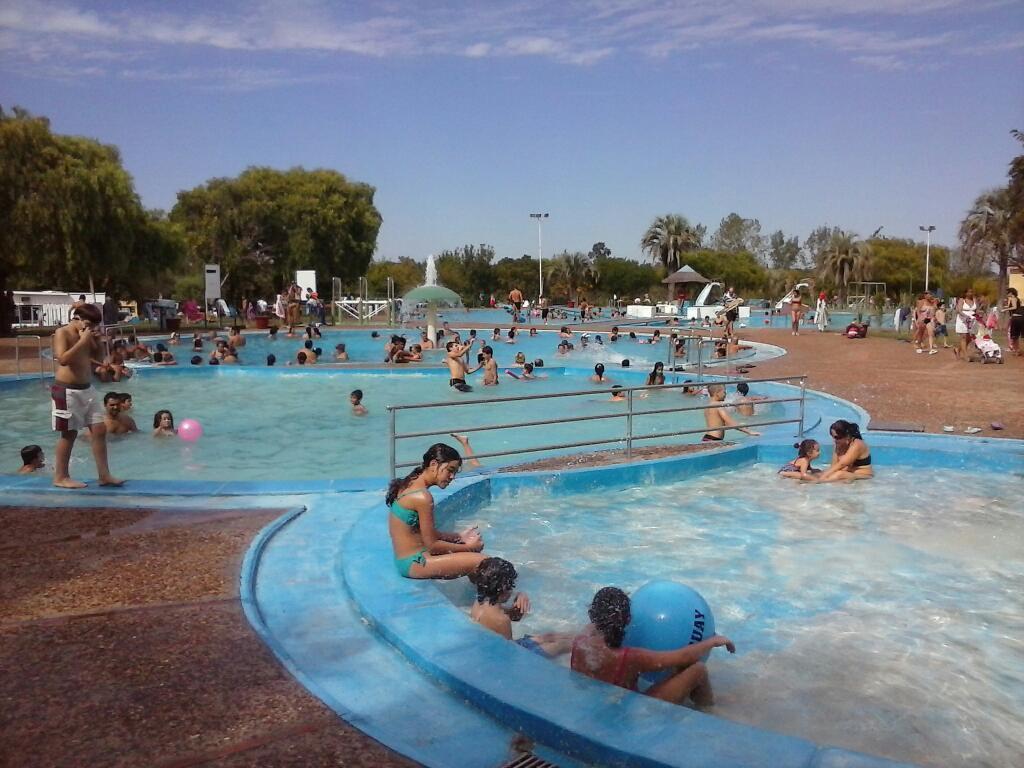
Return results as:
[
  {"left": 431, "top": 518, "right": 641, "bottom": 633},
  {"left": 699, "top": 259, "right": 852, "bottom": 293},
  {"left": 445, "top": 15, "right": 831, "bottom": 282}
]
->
[{"left": 624, "top": 580, "right": 716, "bottom": 686}]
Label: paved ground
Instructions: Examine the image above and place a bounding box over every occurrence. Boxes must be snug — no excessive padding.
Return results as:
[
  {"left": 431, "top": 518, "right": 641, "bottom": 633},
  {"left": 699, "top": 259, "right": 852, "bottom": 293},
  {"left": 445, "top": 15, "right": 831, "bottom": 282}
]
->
[
  {"left": 0, "top": 506, "right": 416, "bottom": 768},
  {"left": 738, "top": 328, "right": 1023, "bottom": 439}
]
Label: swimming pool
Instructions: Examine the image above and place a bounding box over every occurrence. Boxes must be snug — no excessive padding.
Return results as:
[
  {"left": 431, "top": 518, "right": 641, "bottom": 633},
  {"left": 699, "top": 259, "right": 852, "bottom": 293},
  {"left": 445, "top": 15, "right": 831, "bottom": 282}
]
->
[
  {"left": 152, "top": 327, "right": 764, "bottom": 368},
  {"left": 437, "top": 463, "right": 1022, "bottom": 768},
  {"left": 0, "top": 368, "right": 827, "bottom": 482}
]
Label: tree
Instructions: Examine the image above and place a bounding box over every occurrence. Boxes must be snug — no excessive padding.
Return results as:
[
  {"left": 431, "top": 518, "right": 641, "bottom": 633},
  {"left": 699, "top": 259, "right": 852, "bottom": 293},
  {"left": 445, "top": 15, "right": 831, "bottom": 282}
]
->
[
  {"left": 641, "top": 214, "right": 703, "bottom": 271},
  {"left": 0, "top": 106, "right": 183, "bottom": 319},
  {"left": 1007, "top": 129, "right": 1024, "bottom": 269},
  {"left": 594, "top": 256, "right": 661, "bottom": 301},
  {"left": 494, "top": 256, "right": 540, "bottom": 298},
  {"left": 170, "top": 166, "right": 382, "bottom": 306},
  {"left": 805, "top": 225, "right": 844, "bottom": 270},
  {"left": 819, "top": 231, "right": 872, "bottom": 303},
  {"left": 588, "top": 242, "right": 612, "bottom": 260},
  {"left": 959, "top": 187, "right": 1014, "bottom": 303},
  {"left": 868, "top": 238, "right": 950, "bottom": 297},
  {"left": 435, "top": 244, "right": 495, "bottom": 303},
  {"left": 768, "top": 230, "right": 801, "bottom": 270},
  {"left": 684, "top": 250, "right": 768, "bottom": 294},
  {"left": 366, "top": 257, "right": 425, "bottom": 298},
  {"left": 547, "top": 251, "right": 598, "bottom": 303},
  {"left": 712, "top": 213, "right": 764, "bottom": 260}
]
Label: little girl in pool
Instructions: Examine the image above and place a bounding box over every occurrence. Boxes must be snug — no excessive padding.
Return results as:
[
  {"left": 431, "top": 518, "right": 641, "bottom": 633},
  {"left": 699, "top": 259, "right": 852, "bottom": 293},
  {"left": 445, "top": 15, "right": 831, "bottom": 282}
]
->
[{"left": 778, "top": 439, "right": 822, "bottom": 480}]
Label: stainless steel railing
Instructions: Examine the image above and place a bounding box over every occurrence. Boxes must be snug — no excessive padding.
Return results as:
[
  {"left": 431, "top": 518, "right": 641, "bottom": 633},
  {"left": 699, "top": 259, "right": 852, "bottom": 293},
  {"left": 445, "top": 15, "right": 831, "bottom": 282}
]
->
[
  {"left": 387, "top": 374, "right": 808, "bottom": 478},
  {"left": 13, "top": 335, "right": 47, "bottom": 379}
]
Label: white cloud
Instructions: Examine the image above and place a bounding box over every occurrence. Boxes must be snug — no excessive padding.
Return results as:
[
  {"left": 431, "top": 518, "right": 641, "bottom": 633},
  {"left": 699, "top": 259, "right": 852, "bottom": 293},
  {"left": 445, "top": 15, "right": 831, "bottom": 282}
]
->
[{"left": 0, "top": 0, "right": 1017, "bottom": 86}]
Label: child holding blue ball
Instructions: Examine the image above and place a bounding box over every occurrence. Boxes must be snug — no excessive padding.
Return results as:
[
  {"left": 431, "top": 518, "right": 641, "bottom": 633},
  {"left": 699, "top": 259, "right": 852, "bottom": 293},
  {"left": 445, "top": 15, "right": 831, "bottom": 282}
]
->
[{"left": 571, "top": 587, "right": 735, "bottom": 706}]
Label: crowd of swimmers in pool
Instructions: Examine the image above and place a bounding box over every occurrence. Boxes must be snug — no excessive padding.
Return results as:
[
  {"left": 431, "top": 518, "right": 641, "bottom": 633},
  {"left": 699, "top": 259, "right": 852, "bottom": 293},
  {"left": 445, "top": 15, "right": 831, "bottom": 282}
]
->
[{"left": 385, "top": 423, "right": 871, "bottom": 706}]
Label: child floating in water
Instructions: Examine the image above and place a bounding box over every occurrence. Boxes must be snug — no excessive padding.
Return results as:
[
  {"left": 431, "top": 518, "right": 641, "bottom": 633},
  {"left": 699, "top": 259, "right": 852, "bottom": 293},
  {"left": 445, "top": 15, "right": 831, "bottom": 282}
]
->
[
  {"left": 571, "top": 586, "right": 735, "bottom": 706},
  {"left": 778, "top": 439, "right": 821, "bottom": 480},
  {"left": 469, "top": 557, "right": 574, "bottom": 657}
]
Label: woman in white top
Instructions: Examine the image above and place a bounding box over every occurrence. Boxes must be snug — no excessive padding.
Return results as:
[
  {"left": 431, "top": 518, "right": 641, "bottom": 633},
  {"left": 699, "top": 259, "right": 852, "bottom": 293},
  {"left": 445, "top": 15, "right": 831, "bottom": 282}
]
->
[{"left": 953, "top": 289, "right": 978, "bottom": 361}]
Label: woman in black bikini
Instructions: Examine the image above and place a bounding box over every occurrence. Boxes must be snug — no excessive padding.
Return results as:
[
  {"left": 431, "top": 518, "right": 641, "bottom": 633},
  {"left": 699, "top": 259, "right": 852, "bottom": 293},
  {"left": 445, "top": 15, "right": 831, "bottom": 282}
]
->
[{"left": 817, "top": 419, "right": 873, "bottom": 482}]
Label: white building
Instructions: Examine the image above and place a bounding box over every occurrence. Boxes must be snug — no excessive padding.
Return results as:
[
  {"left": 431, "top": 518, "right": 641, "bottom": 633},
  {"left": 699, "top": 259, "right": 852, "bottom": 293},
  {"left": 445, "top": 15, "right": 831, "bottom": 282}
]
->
[{"left": 11, "top": 291, "right": 106, "bottom": 327}]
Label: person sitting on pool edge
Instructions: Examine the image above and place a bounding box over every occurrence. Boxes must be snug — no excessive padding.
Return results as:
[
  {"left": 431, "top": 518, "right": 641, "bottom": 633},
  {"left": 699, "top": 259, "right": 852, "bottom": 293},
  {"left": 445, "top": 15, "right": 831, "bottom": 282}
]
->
[
  {"left": 571, "top": 586, "right": 735, "bottom": 706},
  {"left": 469, "top": 557, "right": 574, "bottom": 657},
  {"left": 18, "top": 444, "right": 45, "bottom": 474},
  {"left": 817, "top": 420, "right": 872, "bottom": 482},
  {"left": 703, "top": 384, "right": 760, "bottom": 441},
  {"left": 386, "top": 443, "right": 485, "bottom": 579}
]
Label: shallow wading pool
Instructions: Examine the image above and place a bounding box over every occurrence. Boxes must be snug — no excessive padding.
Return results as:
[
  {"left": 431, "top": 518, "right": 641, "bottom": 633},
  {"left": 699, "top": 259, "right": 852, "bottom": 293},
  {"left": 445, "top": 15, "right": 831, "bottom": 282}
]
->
[{"left": 435, "top": 463, "right": 1022, "bottom": 768}]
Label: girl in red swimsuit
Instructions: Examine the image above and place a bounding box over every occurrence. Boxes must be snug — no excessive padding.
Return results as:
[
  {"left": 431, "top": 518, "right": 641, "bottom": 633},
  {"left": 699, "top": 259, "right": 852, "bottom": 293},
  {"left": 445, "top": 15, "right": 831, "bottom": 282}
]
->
[{"left": 570, "top": 587, "right": 735, "bottom": 705}]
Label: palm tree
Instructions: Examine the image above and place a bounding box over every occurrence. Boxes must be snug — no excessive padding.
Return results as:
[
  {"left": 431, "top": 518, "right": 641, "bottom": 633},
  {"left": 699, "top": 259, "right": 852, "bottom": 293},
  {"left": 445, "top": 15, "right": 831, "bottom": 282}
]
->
[
  {"left": 960, "top": 187, "right": 1013, "bottom": 303},
  {"left": 819, "top": 231, "right": 872, "bottom": 304},
  {"left": 547, "top": 251, "right": 597, "bottom": 304},
  {"left": 641, "top": 214, "right": 702, "bottom": 271}
]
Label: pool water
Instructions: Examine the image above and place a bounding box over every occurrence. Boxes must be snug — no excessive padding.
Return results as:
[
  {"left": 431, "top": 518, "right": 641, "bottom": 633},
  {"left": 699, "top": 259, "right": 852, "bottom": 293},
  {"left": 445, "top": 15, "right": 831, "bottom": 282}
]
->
[
  {"left": 159, "top": 328, "right": 688, "bottom": 368},
  {"left": 0, "top": 372, "right": 789, "bottom": 481},
  {"left": 443, "top": 465, "right": 1023, "bottom": 768}
]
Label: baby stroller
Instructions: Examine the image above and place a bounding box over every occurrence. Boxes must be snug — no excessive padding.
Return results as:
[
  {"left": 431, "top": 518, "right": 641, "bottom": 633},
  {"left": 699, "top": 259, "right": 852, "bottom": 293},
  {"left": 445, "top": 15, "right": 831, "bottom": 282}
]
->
[{"left": 972, "top": 333, "right": 1004, "bottom": 364}]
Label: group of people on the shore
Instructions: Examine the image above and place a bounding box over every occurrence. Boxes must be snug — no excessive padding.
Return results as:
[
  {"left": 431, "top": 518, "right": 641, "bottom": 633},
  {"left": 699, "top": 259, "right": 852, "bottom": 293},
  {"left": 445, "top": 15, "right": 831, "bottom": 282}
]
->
[{"left": 904, "top": 287, "right": 1022, "bottom": 363}]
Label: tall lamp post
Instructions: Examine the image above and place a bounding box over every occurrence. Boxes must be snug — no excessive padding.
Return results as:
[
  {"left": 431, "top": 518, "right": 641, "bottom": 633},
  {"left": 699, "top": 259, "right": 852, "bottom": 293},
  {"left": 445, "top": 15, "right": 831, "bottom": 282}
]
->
[
  {"left": 919, "top": 225, "right": 935, "bottom": 292},
  {"left": 530, "top": 213, "right": 549, "bottom": 298}
]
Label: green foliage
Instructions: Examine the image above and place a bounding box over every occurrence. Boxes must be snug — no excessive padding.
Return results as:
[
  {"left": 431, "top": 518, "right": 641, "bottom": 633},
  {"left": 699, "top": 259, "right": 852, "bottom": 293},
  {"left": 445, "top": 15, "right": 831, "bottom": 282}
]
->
[
  {"left": 0, "top": 106, "right": 184, "bottom": 303},
  {"left": 641, "top": 214, "right": 703, "bottom": 270},
  {"left": 494, "top": 256, "right": 540, "bottom": 298},
  {"left": 867, "top": 238, "right": 950, "bottom": 296},
  {"left": 1008, "top": 129, "right": 1024, "bottom": 265},
  {"left": 547, "top": 251, "right": 598, "bottom": 303},
  {"left": 712, "top": 213, "right": 764, "bottom": 259},
  {"left": 170, "top": 166, "right": 382, "bottom": 304},
  {"left": 435, "top": 244, "right": 495, "bottom": 304},
  {"left": 959, "top": 187, "right": 1013, "bottom": 301},
  {"left": 594, "top": 256, "right": 662, "bottom": 301},
  {"left": 366, "top": 257, "right": 425, "bottom": 297},
  {"left": 683, "top": 250, "right": 768, "bottom": 294},
  {"left": 818, "top": 231, "right": 872, "bottom": 301},
  {"left": 804, "top": 225, "right": 843, "bottom": 270},
  {"left": 768, "top": 230, "right": 801, "bottom": 270}
]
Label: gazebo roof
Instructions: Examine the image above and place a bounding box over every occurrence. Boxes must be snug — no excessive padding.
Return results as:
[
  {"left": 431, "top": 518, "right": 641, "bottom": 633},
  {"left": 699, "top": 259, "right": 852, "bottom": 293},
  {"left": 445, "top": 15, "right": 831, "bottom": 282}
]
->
[{"left": 662, "top": 265, "right": 710, "bottom": 285}]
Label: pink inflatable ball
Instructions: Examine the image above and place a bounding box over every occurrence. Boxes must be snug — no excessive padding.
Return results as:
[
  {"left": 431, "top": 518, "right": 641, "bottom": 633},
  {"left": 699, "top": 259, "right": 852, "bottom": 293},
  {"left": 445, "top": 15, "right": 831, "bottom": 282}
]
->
[{"left": 178, "top": 418, "right": 204, "bottom": 442}]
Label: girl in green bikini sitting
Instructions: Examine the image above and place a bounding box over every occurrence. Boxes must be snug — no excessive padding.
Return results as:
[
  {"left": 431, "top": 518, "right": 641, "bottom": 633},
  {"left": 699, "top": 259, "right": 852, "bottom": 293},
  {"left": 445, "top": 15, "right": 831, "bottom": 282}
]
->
[{"left": 386, "top": 443, "right": 486, "bottom": 579}]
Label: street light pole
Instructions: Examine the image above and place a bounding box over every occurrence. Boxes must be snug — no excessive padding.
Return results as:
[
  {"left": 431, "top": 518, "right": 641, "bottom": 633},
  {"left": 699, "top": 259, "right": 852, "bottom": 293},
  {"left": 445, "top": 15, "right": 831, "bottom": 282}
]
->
[
  {"left": 919, "top": 225, "right": 935, "bottom": 292},
  {"left": 530, "top": 213, "right": 549, "bottom": 298}
]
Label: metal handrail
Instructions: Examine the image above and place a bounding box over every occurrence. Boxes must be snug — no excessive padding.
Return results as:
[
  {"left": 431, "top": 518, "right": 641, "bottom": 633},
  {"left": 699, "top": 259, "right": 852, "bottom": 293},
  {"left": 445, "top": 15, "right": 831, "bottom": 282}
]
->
[
  {"left": 13, "top": 335, "right": 46, "bottom": 379},
  {"left": 387, "top": 374, "right": 808, "bottom": 478}
]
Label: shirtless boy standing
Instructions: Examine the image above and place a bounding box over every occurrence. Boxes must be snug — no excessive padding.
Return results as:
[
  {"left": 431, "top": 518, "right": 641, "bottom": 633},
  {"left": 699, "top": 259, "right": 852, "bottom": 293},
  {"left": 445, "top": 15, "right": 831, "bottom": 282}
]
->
[
  {"left": 702, "top": 384, "right": 760, "bottom": 442},
  {"left": 480, "top": 345, "right": 499, "bottom": 386},
  {"left": 51, "top": 304, "right": 124, "bottom": 488},
  {"left": 446, "top": 339, "right": 478, "bottom": 392}
]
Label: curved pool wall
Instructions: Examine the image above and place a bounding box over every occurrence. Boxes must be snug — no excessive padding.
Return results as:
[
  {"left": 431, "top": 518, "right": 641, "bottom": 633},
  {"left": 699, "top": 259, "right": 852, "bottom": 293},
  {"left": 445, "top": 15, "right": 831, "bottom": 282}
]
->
[{"left": 334, "top": 435, "right": 1021, "bottom": 768}]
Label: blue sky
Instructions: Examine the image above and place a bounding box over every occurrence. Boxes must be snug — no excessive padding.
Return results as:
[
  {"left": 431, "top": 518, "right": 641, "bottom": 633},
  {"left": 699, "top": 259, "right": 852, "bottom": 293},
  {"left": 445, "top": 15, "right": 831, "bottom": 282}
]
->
[{"left": 2, "top": 0, "right": 1022, "bottom": 263}]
